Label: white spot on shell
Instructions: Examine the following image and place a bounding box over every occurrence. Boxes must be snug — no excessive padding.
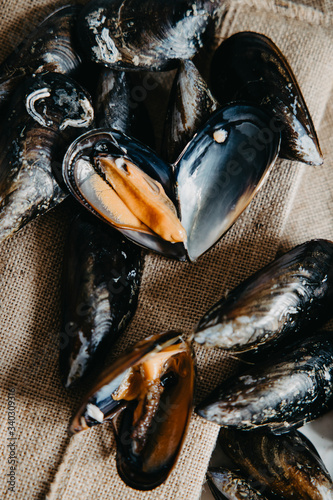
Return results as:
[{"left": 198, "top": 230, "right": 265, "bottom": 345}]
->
[{"left": 213, "top": 129, "right": 228, "bottom": 143}]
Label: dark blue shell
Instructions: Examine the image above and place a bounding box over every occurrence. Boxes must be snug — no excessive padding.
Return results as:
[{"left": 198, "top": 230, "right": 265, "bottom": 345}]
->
[{"left": 175, "top": 104, "right": 281, "bottom": 261}]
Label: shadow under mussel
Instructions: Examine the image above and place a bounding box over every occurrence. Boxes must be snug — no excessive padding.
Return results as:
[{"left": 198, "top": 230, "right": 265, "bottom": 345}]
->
[
  {"left": 70, "top": 331, "right": 195, "bottom": 490},
  {"left": 60, "top": 209, "right": 142, "bottom": 389},
  {"left": 194, "top": 239, "right": 333, "bottom": 356},
  {"left": 210, "top": 31, "right": 322, "bottom": 165},
  {"left": 62, "top": 103, "right": 280, "bottom": 261},
  {"left": 0, "top": 72, "right": 94, "bottom": 244},
  {"left": 217, "top": 428, "right": 333, "bottom": 499}
]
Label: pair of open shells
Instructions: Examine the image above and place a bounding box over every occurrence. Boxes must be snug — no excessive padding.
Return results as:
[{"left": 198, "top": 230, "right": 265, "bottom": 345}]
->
[
  {"left": 70, "top": 331, "right": 195, "bottom": 490},
  {"left": 62, "top": 31, "right": 322, "bottom": 262}
]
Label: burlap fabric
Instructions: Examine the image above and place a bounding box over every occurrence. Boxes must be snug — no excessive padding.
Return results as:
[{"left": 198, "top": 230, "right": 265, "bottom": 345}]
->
[{"left": 0, "top": 1, "right": 333, "bottom": 499}]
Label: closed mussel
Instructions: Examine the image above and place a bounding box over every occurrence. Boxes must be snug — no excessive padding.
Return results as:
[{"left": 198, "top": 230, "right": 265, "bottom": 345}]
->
[
  {"left": 77, "top": 0, "right": 221, "bottom": 71},
  {"left": 0, "top": 73, "right": 94, "bottom": 244},
  {"left": 218, "top": 428, "right": 333, "bottom": 499},
  {"left": 63, "top": 104, "right": 280, "bottom": 261},
  {"left": 60, "top": 210, "right": 142, "bottom": 388},
  {"left": 95, "top": 68, "right": 132, "bottom": 133},
  {"left": 162, "top": 60, "right": 219, "bottom": 163},
  {"left": 70, "top": 331, "right": 195, "bottom": 490},
  {"left": 210, "top": 32, "right": 322, "bottom": 165},
  {"left": 196, "top": 331, "right": 333, "bottom": 433},
  {"left": 207, "top": 468, "right": 268, "bottom": 500},
  {"left": 194, "top": 239, "right": 333, "bottom": 354},
  {"left": 0, "top": 5, "right": 82, "bottom": 110}
]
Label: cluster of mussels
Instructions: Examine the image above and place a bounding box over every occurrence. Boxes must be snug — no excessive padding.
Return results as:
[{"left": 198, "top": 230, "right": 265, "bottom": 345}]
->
[{"left": 0, "top": 0, "right": 332, "bottom": 496}]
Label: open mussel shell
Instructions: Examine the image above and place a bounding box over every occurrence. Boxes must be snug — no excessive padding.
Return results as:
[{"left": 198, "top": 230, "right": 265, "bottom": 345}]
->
[
  {"left": 0, "top": 73, "right": 94, "bottom": 244},
  {"left": 77, "top": 0, "right": 221, "bottom": 71},
  {"left": 0, "top": 5, "right": 82, "bottom": 110},
  {"left": 62, "top": 128, "right": 187, "bottom": 260},
  {"left": 162, "top": 60, "right": 219, "bottom": 163},
  {"left": 63, "top": 104, "right": 280, "bottom": 261},
  {"left": 218, "top": 428, "right": 333, "bottom": 499},
  {"left": 60, "top": 210, "right": 142, "bottom": 389},
  {"left": 210, "top": 32, "right": 322, "bottom": 166},
  {"left": 194, "top": 239, "right": 333, "bottom": 354},
  {"left": 196, "top": 331, "right": 333, "bottom": 433},
  {"left": 70, "top": 330, "right": 195, "bottom": 490},
  {"left": 207, "top": 468, "right": 268, "bottom": 500},
  {"left": 175, "top": 104, "right": 281, "bottom": 261}
]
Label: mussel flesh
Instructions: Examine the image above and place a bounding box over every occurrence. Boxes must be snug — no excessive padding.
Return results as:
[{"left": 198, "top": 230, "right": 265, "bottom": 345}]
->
[
  {"left": 60, "top": 209, "right": 142, "bottom": 388},
  {"left": 218, "top": 428, "right": 333, "bottom": 499},
  {"left": 0, "top": 5, "right": 82, "bottom": 110},
  {"left": 0, "top": 73, "right": 94, "bottom": 243},
  {"left": 210, "top": 32, "right": 322, "bottom": 165},
  {"left": 63, "top": 104, "right": 280, "bottom": 261},
  {"left": 196, "top": 331, "right": 333, "bottom": 433},
  {"left": 77, "top": 0, "right": 221, "bottom": 71},
  {"left": 70, "top": 331, "right": 195, "bottom": 490},
  {"left": 194, "top": 239, "right": 333, "bottom": 354},
  {"left": 207, "top": 468, "right": 268, "bottom": 500},
  {"left": 162, "top": 60, "right": 218, "bottom": 163}
]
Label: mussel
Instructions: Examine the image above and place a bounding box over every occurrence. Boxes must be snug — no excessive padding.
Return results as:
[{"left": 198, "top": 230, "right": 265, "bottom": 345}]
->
[
  {"left": 95, "top": 68, "right": 132, "bottom": 132},
  {"left": 162, "top": 60, "right": 218, "bottom": 163},
  {"left": 194, "top": 239, "right": 333, "bottom": 354},
  {"left": 62, "top": 127, "right": 186, "bottom": 259},
  {"left": 210, "top": 32, "right": 322, "bottom": 165},
  {"left": 218, "top": 428, "right": 333, "bottom": 499},
  {"left": 0, "top": 5, "right": 82, "bottom": 110},
  {"left": 207, "top": 468, "right": 268, "bottom": 500},
  {"left": 60, "top": 209, "right": 142, "bottom": 388},
  {"left": 0, "top": 73, "right": 94, "bottom": 243},
  {"left": 63, "top": 104, "right": 280, "bottom": 261},
  {"left": 95, "top": 68, "right": 155, "bottom": 148},
  {"left": 77, "top": 0, "right": 221, "bottom": 71},
  {"left": 196, "top": 331, "right": 333, "bottom": 433},
  {"left": 70, "top": 331, "right": 195, "bottom": 490}
]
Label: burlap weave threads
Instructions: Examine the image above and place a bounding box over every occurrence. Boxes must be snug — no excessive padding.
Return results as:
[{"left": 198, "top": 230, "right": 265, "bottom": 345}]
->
[{"left": 0, "top": 1, "right": 333, "bottom": 499}]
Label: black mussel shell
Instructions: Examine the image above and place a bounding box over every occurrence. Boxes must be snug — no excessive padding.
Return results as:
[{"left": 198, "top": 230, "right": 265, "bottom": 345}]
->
[
  {"left": 60, "top": 209, "right": 142, "bottom": 388},
  {"left": 70, "top": 331, "right": 195, "bottom": 490},
  {"left": 207, "top": 468, "right": 268, "bottom": 500},
  {"left": 162, "top": 60, "right": 219, "bottom": 163},
  {"left": 62, "top": 128, "right": 187, "bottom": 260},
  {"left": 0, "top": 73, "right": 94, "bottom": 244},
  {"left": 210, "top": 32, "right": 322, "bottom": 166},
  {"left": 196, "top": 331, "right": 333, "bottom": 433},
  {"left": 77, "top": 0, "right": 221, "bottom": 71},
  {"left": 95, "top": 68, "right": 132, "bottom": 132},
  {"left": 218, "top": 428, "right": 333, "bottom": 499},
  {"left": 95, "top": 69, "right": 155, "bottom": 148},
  {"left": 175, "top": 104, "right": 281, "bottom": 261},
  {"left": 194, "top": 239, "right": 333, "bottom": 354},
  {"left": 0, "top": 5, "right": 82, "bottom": 110}
]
